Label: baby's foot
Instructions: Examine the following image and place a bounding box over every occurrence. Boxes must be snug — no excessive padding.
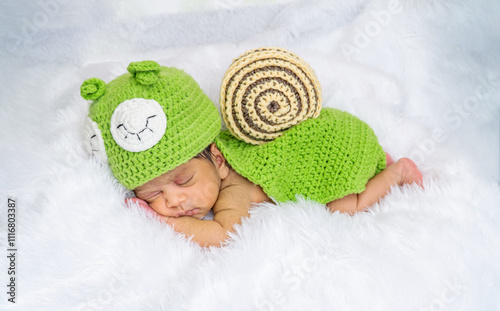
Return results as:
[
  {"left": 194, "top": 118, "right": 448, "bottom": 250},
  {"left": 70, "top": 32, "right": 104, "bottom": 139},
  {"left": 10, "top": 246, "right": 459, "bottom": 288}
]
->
[{"left": 392, "top": 158, "right": 423, "bottom": 187}]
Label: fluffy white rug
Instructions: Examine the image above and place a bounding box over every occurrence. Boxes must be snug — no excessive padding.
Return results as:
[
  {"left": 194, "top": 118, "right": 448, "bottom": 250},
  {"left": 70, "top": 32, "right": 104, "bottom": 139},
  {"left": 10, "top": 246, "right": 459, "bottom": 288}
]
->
[{"left": 1, "top": 0, "right": 500, "bottom": 310}]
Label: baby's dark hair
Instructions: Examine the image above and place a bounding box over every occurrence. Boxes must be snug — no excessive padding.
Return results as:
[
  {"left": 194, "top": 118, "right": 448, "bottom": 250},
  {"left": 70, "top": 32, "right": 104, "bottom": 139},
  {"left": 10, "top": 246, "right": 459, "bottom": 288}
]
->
[
  {"left": 194, "top": 145, "right": 216, "bottom": 164},
  {"left": 194, "top": 144, "right": 232, "bottom": 169}
]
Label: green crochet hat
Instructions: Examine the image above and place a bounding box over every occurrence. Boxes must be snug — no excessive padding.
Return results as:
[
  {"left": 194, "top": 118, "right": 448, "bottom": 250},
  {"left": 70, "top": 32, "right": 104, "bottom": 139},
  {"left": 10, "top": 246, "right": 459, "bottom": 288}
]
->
[{"left": 81, "top": 60, "right": 221, "bottom": 189}]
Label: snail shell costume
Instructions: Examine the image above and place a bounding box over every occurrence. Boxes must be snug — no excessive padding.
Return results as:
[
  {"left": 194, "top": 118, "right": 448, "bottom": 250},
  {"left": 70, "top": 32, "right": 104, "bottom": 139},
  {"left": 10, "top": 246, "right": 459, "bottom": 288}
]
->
[
  {"left": 219, "top": 47, "right": 322, "bottom": 145},
  {"left": 215, "top": 48, "right": 386, "bottom": 203}
]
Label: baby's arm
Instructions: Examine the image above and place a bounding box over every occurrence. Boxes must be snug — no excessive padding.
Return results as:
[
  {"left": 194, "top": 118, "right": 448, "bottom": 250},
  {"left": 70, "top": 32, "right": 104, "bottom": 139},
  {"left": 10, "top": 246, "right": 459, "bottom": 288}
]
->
[
  {"left": 161, "top": 183, "right": 256, "bottom": 247},
  {"left": 165, "top": 217, "right": 232, "bottom": 247},
  {"left": 327, "top": 158, "right": 423, "bottom": 214},
  {"left": 126, "top": 197, "right": 232, "bottom": 247}
]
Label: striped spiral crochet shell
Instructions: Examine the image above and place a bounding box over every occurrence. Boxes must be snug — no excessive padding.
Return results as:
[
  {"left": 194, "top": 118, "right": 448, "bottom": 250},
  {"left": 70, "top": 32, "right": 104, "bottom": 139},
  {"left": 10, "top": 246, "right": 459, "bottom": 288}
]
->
[{"left": 220, "top": 47, "right": 322, "bottom": 145}]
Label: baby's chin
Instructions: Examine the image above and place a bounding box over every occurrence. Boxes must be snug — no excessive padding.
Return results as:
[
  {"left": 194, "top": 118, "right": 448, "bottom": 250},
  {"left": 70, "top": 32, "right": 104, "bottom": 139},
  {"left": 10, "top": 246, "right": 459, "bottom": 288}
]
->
[
  {"left": 191, "top": 209, "right": 213, "bottom": 220},
  {"left": 191, "top": 211, "right": 209, "bottom": 219}
]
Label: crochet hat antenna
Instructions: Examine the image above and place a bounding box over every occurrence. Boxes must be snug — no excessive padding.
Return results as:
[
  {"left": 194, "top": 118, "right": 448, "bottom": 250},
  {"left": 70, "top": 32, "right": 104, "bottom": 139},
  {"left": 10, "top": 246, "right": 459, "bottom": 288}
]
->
[{"left": 81, "top": 60, "right": 221, "bottom": 190}]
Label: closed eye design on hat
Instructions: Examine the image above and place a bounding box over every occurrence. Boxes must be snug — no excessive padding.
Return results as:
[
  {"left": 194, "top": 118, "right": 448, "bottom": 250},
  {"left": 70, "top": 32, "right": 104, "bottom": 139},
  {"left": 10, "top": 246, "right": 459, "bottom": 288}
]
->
[
  {"left": 110, "top": 98, "right": 167, "bottom": 152},
  {"left": 84, "top": 117, "right": 108, "bottom": 163}
]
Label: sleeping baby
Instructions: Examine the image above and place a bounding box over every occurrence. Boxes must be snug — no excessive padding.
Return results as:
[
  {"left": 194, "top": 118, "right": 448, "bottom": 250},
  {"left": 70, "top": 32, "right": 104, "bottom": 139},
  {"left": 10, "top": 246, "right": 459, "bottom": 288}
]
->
[{"left": 81, "top": 48, "right": 422, "bottom": 247}]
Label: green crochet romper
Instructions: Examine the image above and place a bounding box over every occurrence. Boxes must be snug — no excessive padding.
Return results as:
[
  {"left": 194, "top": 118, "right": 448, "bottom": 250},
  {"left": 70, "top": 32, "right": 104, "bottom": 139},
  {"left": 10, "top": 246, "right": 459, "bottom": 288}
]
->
[{"left": 215, "top": 108, "right": 387, "bottom": 204}]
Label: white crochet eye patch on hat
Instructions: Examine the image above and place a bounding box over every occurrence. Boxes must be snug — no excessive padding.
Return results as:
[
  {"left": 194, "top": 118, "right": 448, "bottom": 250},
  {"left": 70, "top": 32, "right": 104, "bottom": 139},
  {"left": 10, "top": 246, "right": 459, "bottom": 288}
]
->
[
  {"left": 110, "top": 98, "right": 167, "bottom": 152},
  {"left": 84, "top": 117, "right": 108, "bottom": 163}
]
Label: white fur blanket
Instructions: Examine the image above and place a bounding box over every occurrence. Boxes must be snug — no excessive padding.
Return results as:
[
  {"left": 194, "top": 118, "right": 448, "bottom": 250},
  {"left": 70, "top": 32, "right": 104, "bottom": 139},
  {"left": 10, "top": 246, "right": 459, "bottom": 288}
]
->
[{"left": 1, "top": 0, "right": 500, "bottom": 310}]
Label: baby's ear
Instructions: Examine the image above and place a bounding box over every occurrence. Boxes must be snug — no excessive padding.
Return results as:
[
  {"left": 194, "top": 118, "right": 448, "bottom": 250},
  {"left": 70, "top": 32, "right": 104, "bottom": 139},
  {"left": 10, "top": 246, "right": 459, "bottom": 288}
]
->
[
  {"left": 80, "top": 77, "right": 106, "bottom": 100},
  {"left": 210, "top": 143, "right": 230, "bottom": 178},
  {"left": 210, "top": 143, "right": 223, "bottom": 162}
]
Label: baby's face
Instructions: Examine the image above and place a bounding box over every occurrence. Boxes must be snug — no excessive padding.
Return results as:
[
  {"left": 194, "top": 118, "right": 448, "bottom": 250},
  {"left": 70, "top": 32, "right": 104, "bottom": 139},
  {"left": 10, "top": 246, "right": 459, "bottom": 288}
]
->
[{"left": 134, "top": 157, "right": 224, "bottom": 219}]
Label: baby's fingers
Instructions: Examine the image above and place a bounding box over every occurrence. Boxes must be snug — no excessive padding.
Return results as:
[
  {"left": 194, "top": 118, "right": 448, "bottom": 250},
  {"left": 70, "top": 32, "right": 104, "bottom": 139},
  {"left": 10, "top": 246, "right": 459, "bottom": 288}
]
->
[
  {"left": 125, "top": 198, "right": 167, "bottom": 222},
  {"left": 125, "top": 197, "right": 150, "bottom": 209}
]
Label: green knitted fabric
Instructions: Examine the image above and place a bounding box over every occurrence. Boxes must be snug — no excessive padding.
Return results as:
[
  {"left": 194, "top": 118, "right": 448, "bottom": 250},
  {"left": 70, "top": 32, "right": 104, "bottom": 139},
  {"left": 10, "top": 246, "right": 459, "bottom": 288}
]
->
[
  {"left": 81, "top": 61, "right": 221, "bottom": 190},
  {"left": 215, "top": 108, "right": 386, "bottom": 204}
]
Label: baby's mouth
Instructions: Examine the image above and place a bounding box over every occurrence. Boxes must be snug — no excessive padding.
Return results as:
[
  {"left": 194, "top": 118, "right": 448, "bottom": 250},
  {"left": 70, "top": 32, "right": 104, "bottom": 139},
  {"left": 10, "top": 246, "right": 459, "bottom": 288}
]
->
[{"left": 176, "top": 208, "right": 199, "bottom": 217}]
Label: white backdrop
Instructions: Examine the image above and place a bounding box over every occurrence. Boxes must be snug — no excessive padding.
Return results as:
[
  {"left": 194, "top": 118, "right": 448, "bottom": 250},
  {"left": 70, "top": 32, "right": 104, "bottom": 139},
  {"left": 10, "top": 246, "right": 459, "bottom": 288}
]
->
[{"left": 1, "top": 0, "right": 500, "bottom": 310}]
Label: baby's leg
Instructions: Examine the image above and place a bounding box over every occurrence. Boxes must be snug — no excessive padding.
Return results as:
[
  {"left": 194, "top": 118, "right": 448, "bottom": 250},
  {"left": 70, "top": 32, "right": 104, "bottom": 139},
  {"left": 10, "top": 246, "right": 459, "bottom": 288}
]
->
[{"left": 327, "top": 158, "right": 422, "bottom": 214}]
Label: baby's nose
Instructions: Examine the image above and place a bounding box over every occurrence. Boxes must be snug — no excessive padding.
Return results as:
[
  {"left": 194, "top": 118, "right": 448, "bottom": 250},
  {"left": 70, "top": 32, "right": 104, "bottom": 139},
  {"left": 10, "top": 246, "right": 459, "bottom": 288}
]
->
[
  {"left": 165, "top": 195, "right": 184, "bottom": 210},
  {"left": 166, "top": 201, "right": 181, "bottom": 209},
  {"left": 172, "top": 205, "right": 184, "bottom": 211}
]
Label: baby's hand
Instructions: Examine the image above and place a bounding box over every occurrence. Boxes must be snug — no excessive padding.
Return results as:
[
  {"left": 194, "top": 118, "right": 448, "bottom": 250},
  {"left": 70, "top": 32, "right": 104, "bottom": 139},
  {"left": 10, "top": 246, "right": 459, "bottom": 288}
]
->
[
  {"left": 125, "top": 198, "right": 170, "bottom": 223},
  {"left": 125, "top": 197, "right": 150, "bottom": 210}
]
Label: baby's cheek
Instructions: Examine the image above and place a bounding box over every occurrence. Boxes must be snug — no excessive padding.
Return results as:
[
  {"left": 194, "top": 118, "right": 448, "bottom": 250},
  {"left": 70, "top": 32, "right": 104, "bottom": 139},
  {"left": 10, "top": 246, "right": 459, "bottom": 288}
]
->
[
  {"left": 149, "top": 200, "right": 171, "bottom": 216},
  {"left": 199, "top": 182, "right": 220, "bottom": 202},
  {"left": 148, "top": 201, "right": 162, "bottom": 214}
]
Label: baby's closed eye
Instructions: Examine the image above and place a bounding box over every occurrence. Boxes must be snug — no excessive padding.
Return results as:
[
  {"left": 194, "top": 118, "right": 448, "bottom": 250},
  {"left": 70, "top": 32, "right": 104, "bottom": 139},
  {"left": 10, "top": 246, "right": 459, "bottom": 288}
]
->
[
  {"left": 137, "top": 191, "right": 161, "bottom": 202},
  {"left": 174, "top": 175, "right": 194, "bottom": 186}
]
